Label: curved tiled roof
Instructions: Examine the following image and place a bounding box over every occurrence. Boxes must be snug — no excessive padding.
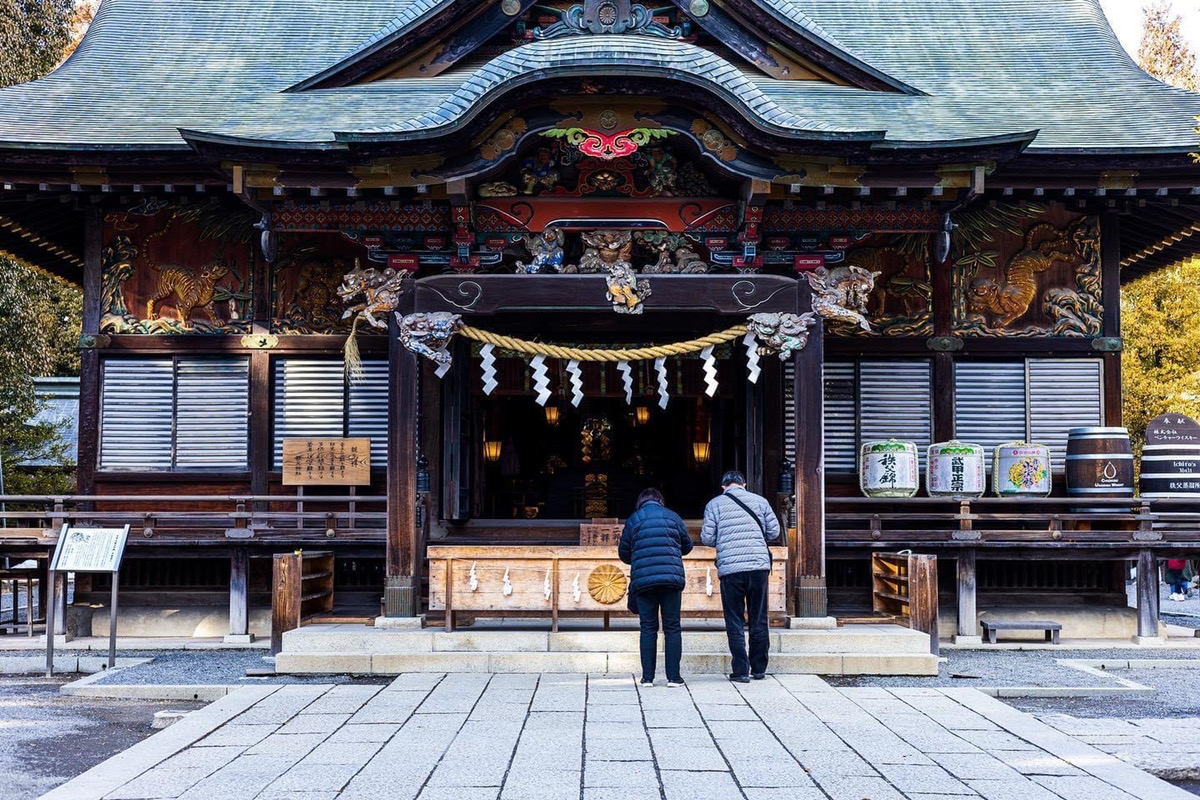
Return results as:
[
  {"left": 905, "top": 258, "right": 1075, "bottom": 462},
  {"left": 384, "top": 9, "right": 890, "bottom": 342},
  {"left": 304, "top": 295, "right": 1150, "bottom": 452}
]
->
[{"left": 0, "top": 0, "right": 1197, "bottom": 154}]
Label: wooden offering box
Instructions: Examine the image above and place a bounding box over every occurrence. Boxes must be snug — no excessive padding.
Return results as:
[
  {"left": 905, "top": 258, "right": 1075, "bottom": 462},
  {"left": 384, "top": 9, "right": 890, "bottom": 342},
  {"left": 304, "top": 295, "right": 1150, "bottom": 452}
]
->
[{"left": 428, "top": 546, "right": 788, "bottom": 631}]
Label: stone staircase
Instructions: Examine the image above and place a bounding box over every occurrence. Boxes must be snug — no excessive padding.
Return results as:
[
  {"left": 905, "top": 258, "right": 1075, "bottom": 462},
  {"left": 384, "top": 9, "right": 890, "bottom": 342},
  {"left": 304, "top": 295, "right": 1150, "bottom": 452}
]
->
[{"left": 275, "top": 622, "right": 939, "bottom": 676}]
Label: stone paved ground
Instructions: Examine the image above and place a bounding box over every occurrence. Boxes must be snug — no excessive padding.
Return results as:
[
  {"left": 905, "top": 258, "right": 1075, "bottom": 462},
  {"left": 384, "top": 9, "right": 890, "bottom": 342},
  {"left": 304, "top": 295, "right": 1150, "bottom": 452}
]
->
[{"left": 46, "top": 673, "right": 1191, "bottom": 800}]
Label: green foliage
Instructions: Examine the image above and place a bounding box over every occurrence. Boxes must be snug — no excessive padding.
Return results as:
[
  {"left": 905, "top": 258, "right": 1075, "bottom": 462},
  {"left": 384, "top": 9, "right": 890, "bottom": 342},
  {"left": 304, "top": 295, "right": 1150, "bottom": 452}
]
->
[
  {"left": 0, "top": 0, "right": 80, "bottom": 493},
  {"left": 0, "top": 0, "right": 74, "bottom": 86},
  {"left": 1122, "top": 257, "right": 1200, "bottom": 455},
  {"left": 1138, "top": 1, "right": 1199, "bottom": 91}
]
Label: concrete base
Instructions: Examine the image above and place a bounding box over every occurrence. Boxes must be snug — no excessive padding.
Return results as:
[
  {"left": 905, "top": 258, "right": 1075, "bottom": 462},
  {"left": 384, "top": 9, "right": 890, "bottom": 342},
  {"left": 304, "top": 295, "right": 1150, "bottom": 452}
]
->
[
  {"left": 70, "top": 605, "right": 272, "bottom": 639},
  {"left": 1132, "top": 635, "right": 1168, "bottom": 645},
  {"left": 221, "top": 634, "right": 255, "bottom": 645},
  {"left": 374, "top": 615, "right": 426, "bottom": 630},
  {"left": 786, "top": 616, "right": 839, "bottom": 630},
  {"left": 276, "top": 621, "right": 939, "bottom": 676},
  {"left": 940, "top": 606, "right": 1151, "bottom": 641},
  {"left": 953, "top": 635, "right": 984, "bottom": 645}
]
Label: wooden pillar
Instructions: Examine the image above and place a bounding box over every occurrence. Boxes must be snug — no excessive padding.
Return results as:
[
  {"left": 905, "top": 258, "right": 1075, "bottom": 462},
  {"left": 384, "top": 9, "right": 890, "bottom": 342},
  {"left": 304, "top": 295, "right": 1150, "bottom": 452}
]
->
[
  {"left": 385, "top": 294, "right": 419, "bottom": 616},
  {"left": 226, "top": 547, "right": 250, "bottom": 641},
  {"left": 1101, "top": 211, "right": 1122, "bottom": 426},
  {"left": 76, "top": 206, "right": 104, "bottom": 503},
  {"left": 793, "top": 283, "right": 826, "bottom": 617},
  {"left": 1136, "top": 549, "right": 1159, "bottom": 639},
  {"left": 745, "top": 369, "right": 765, "bottom": 495},
  {"left": 956, "top": 548, "right": 978, "bottom": 640},
  {"left": 931, "top": 229, "right": 956, "bottom": 442}
]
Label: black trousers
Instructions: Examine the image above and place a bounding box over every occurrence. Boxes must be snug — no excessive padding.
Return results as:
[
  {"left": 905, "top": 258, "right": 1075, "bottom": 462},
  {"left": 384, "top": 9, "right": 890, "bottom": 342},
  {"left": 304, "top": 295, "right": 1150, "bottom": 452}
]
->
[
  {"left": 719, "top": 569, "right": 770, "bottom": 677},
  {"left": 635, "top": 586, "right": 683, "bottom": 682}
]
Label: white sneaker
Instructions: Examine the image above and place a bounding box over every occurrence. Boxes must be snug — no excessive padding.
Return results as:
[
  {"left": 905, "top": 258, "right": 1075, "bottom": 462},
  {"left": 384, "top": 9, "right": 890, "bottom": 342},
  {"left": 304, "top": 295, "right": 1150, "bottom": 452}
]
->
[{"left": 639, "top": 680, "right": 654, "bottom": 687}]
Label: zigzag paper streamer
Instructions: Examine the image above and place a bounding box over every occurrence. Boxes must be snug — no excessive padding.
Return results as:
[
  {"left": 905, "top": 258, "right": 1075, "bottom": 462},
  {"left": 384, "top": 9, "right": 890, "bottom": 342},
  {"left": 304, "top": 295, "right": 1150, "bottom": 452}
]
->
[
  {"left": 567, "top": 359, "right": 584, "bottom": 407},
  {"left": 655, "top": 357, "right": 669, "bottom": 410},
  {"left": 530, "top": 354, "right": 551, "bottom": 406},
  {"left": 479, "top": 343, "right": 498, "bottom": 395},
  {"left": 743, "top": 332, "right": 761, "bottom": 385},
  {"left": 434, "top": 348, "right": 452, "bottom": 379},
  {"left": 701, "top": 345, "right": 718, "bottom": 398},
  {"left": 618, "top": 361, "right": 633, "bottom": 405}
]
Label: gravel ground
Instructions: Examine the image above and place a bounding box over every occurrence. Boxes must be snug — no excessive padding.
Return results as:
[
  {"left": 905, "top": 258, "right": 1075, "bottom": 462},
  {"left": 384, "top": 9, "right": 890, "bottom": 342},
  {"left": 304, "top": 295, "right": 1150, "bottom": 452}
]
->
[
  {"left": 828, "top": 647, "right": 1200, "bottom": 690},
  {"left": 0, "top": 674, "right": 203, "bottom": 800},
  {"left": 86, "top": 650, "right": 389, "bottom": 686},
  {"left": 1009, "top": 667, "right": 1200, "bottom": 718}
]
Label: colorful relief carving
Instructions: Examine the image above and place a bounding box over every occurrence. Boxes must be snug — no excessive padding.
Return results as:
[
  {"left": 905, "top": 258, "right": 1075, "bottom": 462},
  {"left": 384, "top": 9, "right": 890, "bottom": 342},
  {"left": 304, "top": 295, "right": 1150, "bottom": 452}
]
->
[
  {"left": 100, "top": 200, "right": 254, "bottom": 334},
  {"left": 605, "top": 260, "right": 651, "bottom": 315},
  {"left": 579, "top": 230, "right": 634, "bottom": 274},
  {"left": 636, "top": 232, "right": 709, "bottom": 274},
  {"left": 837, "top": 244, "right": 933, "bottom": 337},
  {"left": 516, "top": 228, "right": 567, "bottom": 274},
  {"left": 746, "top": 312, "right": 818, "bottom": 359},
  {"left": 953, "top": 204, "right": 1102, "bottom": 337},
  {"left": 804, "top": 265, "right": 880, "bottom": 333},
  {"left": 398, "top": 311, "right": 464, "bottom": 366},
  {"left": 535, "top": 0, "right": 683, "bottom": 39},
  {"left": 339, "top": 262, "right": 411, "bottom": 330}
]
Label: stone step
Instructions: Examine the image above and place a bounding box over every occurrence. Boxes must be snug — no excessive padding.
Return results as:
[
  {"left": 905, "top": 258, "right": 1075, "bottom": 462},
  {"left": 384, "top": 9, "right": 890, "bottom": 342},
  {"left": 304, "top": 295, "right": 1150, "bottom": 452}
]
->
[
  {"left": 280, "top": 623, "right": 933, "bottom": 657},
  {"left": 275, "top": 623, "right": 939, "bottom": 676},
  {"left": 275, "top": 649, "right": 938, "bottom": 676}
]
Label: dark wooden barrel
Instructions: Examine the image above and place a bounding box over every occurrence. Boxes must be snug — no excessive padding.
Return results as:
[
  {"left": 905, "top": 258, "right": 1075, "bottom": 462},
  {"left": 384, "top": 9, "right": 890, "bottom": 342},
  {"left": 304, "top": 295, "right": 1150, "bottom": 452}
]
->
[
  {"left": 1066, "top": 427, "right": 1134, "bottom": 506},
  {"left": 1140, "top": 413, "right": 1200, "bottom": 500}
]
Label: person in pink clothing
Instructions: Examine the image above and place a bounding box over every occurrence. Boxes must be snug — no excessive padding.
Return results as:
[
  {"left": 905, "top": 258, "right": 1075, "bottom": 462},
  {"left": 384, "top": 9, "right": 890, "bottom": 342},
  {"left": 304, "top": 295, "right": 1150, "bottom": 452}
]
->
[{"left": 1165, "top": 559, "right": 1189, "bottom": 601}]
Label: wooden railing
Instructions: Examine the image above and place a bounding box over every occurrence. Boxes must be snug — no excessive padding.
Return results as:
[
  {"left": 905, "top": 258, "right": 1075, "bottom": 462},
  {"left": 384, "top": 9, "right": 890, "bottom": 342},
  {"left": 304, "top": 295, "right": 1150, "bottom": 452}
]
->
[
  {"left": 0, "top": 494, "right": 387, "bottom": 545},
  {"left": 825, "top": 497, "right": 1200, "bottom": 545}
]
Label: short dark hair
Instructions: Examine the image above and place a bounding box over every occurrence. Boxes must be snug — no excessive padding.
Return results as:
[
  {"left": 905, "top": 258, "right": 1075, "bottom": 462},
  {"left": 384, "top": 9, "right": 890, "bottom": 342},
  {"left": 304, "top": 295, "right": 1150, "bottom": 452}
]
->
[
  {"left": 721, "top": 470, "right": 746, "bottom": 487},
  {"left": 636, "top": 488, "right": 665, "bottom": 510}
]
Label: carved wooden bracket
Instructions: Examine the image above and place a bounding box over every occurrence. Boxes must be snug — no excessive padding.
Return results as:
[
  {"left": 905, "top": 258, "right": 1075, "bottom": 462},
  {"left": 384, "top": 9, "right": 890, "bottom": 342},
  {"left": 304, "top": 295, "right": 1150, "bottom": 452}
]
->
[
  {"left": 79, "top": 333, "right": 112, "bottom": 349},
  {"left": 1092, "top": 337, "right": 1123, "bottom": 352},
  {"left": 926, "top": 336, "right": 964, "bottom": 352}
]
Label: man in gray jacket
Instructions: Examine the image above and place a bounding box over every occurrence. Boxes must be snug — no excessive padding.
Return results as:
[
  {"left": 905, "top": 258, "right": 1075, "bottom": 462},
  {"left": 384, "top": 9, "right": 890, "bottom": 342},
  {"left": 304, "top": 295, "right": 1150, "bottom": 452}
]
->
[{"left": 701, "top": 470, "right": 782, "bottom": 683}]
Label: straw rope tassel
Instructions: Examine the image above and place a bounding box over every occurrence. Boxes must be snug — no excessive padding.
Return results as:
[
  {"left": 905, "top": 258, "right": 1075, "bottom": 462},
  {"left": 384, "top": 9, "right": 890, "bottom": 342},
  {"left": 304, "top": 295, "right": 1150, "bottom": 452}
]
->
[
  {"left": 459, "top": 323, "right": 748, "bottom": 362},
  {"left": 343, "top": 314, "right": 364, "bottom": 384}
]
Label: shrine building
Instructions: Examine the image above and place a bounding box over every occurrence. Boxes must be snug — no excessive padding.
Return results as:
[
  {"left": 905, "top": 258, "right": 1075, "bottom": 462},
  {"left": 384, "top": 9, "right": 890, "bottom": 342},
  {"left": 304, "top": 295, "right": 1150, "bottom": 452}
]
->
[{"left": 2, "top": 0, "right": 1200, "bottom": 663}]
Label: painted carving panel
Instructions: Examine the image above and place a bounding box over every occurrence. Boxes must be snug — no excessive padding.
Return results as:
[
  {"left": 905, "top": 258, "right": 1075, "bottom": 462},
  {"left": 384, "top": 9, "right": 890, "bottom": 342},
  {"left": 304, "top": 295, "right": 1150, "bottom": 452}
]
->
[
  {"left": 271, "top": 234, "right": 367, "bottom": 334},
  {"left": 952, "top": 203, "right": 1101, "bottom": 337},
  {"left": 835, "top": 236, "right": 932, "bottom": 337},
  {"left": 100, "top": 199, "right": 255, "bottom": 334}
]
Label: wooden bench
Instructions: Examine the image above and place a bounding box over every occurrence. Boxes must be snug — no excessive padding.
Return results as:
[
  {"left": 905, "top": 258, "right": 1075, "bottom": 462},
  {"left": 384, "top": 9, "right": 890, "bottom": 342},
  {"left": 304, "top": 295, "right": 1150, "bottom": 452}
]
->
[{"left": 981, "top": 619, "right": 1061, "bottom": 645}]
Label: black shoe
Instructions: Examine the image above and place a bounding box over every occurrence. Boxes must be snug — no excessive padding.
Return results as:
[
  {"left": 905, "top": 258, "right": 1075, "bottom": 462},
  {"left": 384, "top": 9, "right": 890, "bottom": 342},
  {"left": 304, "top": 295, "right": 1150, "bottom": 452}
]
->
[
  {"left": 728, "top": 673, "right": 750, "bottom": 684},
  {"left": 751, "top": 673, "right": 767, "bottom": 680}
]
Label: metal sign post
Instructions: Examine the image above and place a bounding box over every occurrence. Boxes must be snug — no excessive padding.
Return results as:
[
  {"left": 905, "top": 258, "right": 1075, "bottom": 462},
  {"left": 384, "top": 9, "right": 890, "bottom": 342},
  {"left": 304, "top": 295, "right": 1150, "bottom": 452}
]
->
[{"left": 45, "top": 524, "right": 130, "bottom": 677}]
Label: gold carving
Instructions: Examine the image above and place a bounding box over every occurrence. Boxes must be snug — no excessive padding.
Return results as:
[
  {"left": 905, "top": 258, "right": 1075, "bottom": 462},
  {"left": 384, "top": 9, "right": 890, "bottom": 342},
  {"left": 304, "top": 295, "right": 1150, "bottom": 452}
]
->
[
  {"left": 587, "top": 564, "right": 628, "bottom": 605},
  {"left": 480, "top": 119, "right": 528, "bottom": 161},
  {"left": 241, "top": 334, "right": 279, "bottom": 349},
  {"left": 146, "top": 260, "right": 230, "bottom": 327},
  {"left": 968, "top": 223, "right": 1076, "bottom": 328},
  {"left": 690, "top": 119, "right": 738, "bottom": 161}
]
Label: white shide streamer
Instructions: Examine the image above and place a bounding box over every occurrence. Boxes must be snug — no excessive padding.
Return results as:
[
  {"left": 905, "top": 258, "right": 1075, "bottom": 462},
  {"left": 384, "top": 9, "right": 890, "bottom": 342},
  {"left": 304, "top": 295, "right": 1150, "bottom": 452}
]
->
[
  {"left": 479, "top": 343, "right": 498, "bottom": 395},
  {"left": 618, "top": 360, "right": 633, "bottom": 405},
  {"left": 700, "top": 345, "right": 718, "bottom": 398},
  {"left": 567, "top": 359, "right": 584, "bottom": 407},
  {"left": 705, "top": 567, "right": 714, "bottom": 597},
  {"left": 543, "top": 567, "right": 552, "bottom": 601},
  {"left": 654, "top": 357, "right": 669, "bottom": 410},
  {"left": 468, "top": 562, "right": 479, "bottom": 592},
  {"left": 743, "top": 332, "right": 761, "bottom": 384},
  {"left": 530, "top": 354, "right": 551, "bottom": 406},
  {"left": 434, "top": 348, "right": 452, "bottom": 379},
  {"left": 502, "top": 567, "right": 513, "bottom": 597}
]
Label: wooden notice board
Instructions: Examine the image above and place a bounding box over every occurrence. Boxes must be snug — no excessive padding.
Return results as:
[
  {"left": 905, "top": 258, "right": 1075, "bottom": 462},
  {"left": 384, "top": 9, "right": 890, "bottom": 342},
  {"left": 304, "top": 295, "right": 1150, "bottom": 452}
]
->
[{"left": 282, "top": 438, "right": 371, "bottom": 486}]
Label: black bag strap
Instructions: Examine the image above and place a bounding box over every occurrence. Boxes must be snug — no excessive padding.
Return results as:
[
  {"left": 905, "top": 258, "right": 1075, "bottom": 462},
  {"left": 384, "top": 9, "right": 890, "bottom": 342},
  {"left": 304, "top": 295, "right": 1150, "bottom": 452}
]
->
[{"left": 724, "top": 492, "right": 767, "bottom": 539}]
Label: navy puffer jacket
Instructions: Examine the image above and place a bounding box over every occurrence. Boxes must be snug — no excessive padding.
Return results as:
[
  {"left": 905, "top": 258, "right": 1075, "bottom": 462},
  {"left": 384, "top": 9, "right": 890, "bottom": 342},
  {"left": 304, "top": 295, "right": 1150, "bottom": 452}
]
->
[{"left": 618, "top": 501, "right": 694, "bottom": 594}]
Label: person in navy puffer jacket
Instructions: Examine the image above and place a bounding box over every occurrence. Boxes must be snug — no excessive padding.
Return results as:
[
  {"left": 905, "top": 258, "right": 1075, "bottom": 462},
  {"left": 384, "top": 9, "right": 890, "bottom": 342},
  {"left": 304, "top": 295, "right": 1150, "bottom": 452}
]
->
[{"left": 619, "top": 488, "right": 693, "bottom": 687}]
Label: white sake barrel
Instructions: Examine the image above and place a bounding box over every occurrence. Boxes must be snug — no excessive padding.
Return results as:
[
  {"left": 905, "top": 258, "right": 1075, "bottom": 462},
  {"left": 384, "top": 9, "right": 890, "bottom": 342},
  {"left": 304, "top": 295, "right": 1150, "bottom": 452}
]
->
[
  {"left": 860, "top": 439, "right": 919, "bottom": 498},
  {"left": 927, "top": 441, "right": 986, "bottom": 498},
  {"left": 992, "top": 442, "right": 1052, "bottom": 497}
]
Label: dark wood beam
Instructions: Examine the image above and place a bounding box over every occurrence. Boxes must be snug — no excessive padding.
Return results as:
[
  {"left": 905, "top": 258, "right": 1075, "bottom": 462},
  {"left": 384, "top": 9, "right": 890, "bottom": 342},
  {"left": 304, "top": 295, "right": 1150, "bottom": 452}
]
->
[
  {"left": 792, "top": 281, "right": 826, "bottom": 617},
  {"left": 385, "top": 293, "right": 419, "bottom": 616}
]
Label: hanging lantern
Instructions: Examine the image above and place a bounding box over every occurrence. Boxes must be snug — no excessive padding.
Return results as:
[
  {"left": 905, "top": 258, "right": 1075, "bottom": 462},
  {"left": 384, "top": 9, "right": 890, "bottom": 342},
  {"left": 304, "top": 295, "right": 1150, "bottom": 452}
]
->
[
  {"left": 635, "top": 406, "right": 650, "bottom": 426},
  {"left": 778, "top": 458, "right": 795, "bottom": 495},
  {"left": 483, "top": 440, "right": 503, "bottom": 463},
  {"left": 416, "top": 454, "right": 432, "bottom": 494},
  {"left": 693, "top": 440, "right": 712, "bottom": 464},
  {"left": 545, "top": 405, "right": 561, "bottom": 427}
]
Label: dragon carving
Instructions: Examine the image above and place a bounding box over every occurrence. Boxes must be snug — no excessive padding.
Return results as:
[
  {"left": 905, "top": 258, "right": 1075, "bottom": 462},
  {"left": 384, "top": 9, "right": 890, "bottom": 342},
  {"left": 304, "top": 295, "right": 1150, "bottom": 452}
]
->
[
  {"left": 803, "top": 265, "right": 881, "bottom": 332},
  {"left": 746, "top": 312, "right": 818, "bottom": 360},
  {"left": 579, "top": 230, "right": 633, "bottom": 274},
  {"left": 969, "top": 223, "right": 1077, "bottom": 328},
  {"left": 398, "top": 312, "right": 463, "bottom": 366},
  {"left": 338, "top": 262, "right": 410, "bottom": 328}
]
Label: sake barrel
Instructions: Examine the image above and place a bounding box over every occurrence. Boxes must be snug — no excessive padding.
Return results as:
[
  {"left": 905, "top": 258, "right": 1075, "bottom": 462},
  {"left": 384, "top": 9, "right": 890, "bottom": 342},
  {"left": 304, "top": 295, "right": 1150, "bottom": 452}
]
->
[
  {"left": 992, "top": 442, "right": 1052, "bottom": 497},
  {"left": 927, "top": 441, "right": 985, "bottom": 498},
  {"left": 1140, "top": 413, "right": 1200, "bottom": 500},
  {"left": 860, "top": 439, "right": 919, "bottom": 498},
  {"left": 1065, "top": 427, "right": 1135, "bottom": 504}
]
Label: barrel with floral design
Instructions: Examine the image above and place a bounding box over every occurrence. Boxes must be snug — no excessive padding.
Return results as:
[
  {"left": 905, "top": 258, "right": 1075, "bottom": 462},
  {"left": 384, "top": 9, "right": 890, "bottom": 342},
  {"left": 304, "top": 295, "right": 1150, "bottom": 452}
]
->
[{"left": 992, "top": 442, "right": 1052, "bottom": 497}]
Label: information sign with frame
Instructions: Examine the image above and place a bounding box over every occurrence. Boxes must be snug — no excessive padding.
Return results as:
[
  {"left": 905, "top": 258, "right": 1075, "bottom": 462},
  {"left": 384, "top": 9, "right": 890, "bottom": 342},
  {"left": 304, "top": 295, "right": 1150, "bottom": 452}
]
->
[{"left": 45, "top": 524, "right": 130, "bottom": 675}]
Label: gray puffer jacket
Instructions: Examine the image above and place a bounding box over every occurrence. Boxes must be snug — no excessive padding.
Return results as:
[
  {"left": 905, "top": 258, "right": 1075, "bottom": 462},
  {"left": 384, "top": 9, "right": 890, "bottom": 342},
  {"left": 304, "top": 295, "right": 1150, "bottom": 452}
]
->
[{"left": 700, "top": 487, "right": 782, "bottom": 577}]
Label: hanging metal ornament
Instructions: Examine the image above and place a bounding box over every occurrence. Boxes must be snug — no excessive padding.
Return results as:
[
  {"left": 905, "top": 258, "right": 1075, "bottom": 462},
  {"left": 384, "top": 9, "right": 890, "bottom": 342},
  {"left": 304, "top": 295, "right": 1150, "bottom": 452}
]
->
[
  {"left": 618, "top": 360, "right": 633, "bottom": 405},
  {"left": 743, "top": 332, "right": 762, "bottom": 384},
  {"left": 655, "top": 356, "right": 670, "bottom": 410},
  {"left": 530, "top": 354, "right": 552, "bottom": 406},
  {"left": 479, "top": 343, "right": 498, "bottom": 395},
  {"left": 567, "top": 359, "right": 584, "bottom": 407},
  {"left": 700, "top": 345, "right": 718, "bottom": 398}
]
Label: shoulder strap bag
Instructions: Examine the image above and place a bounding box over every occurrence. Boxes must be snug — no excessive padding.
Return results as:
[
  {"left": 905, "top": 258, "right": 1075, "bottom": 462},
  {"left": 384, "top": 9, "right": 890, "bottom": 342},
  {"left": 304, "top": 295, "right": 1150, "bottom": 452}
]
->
[{"left": 724, "top": 492, "right": 767, "bottom": 540}]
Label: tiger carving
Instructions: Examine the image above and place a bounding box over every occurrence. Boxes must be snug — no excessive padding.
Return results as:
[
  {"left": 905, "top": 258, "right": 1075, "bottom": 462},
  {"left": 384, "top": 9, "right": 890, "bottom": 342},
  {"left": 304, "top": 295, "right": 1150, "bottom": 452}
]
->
[
  {"left": 146, "top": 259, "right": 230, "bottom": 326},
  {"left": 969, "top": 223, "right": 1076, "bottom": 328}
]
